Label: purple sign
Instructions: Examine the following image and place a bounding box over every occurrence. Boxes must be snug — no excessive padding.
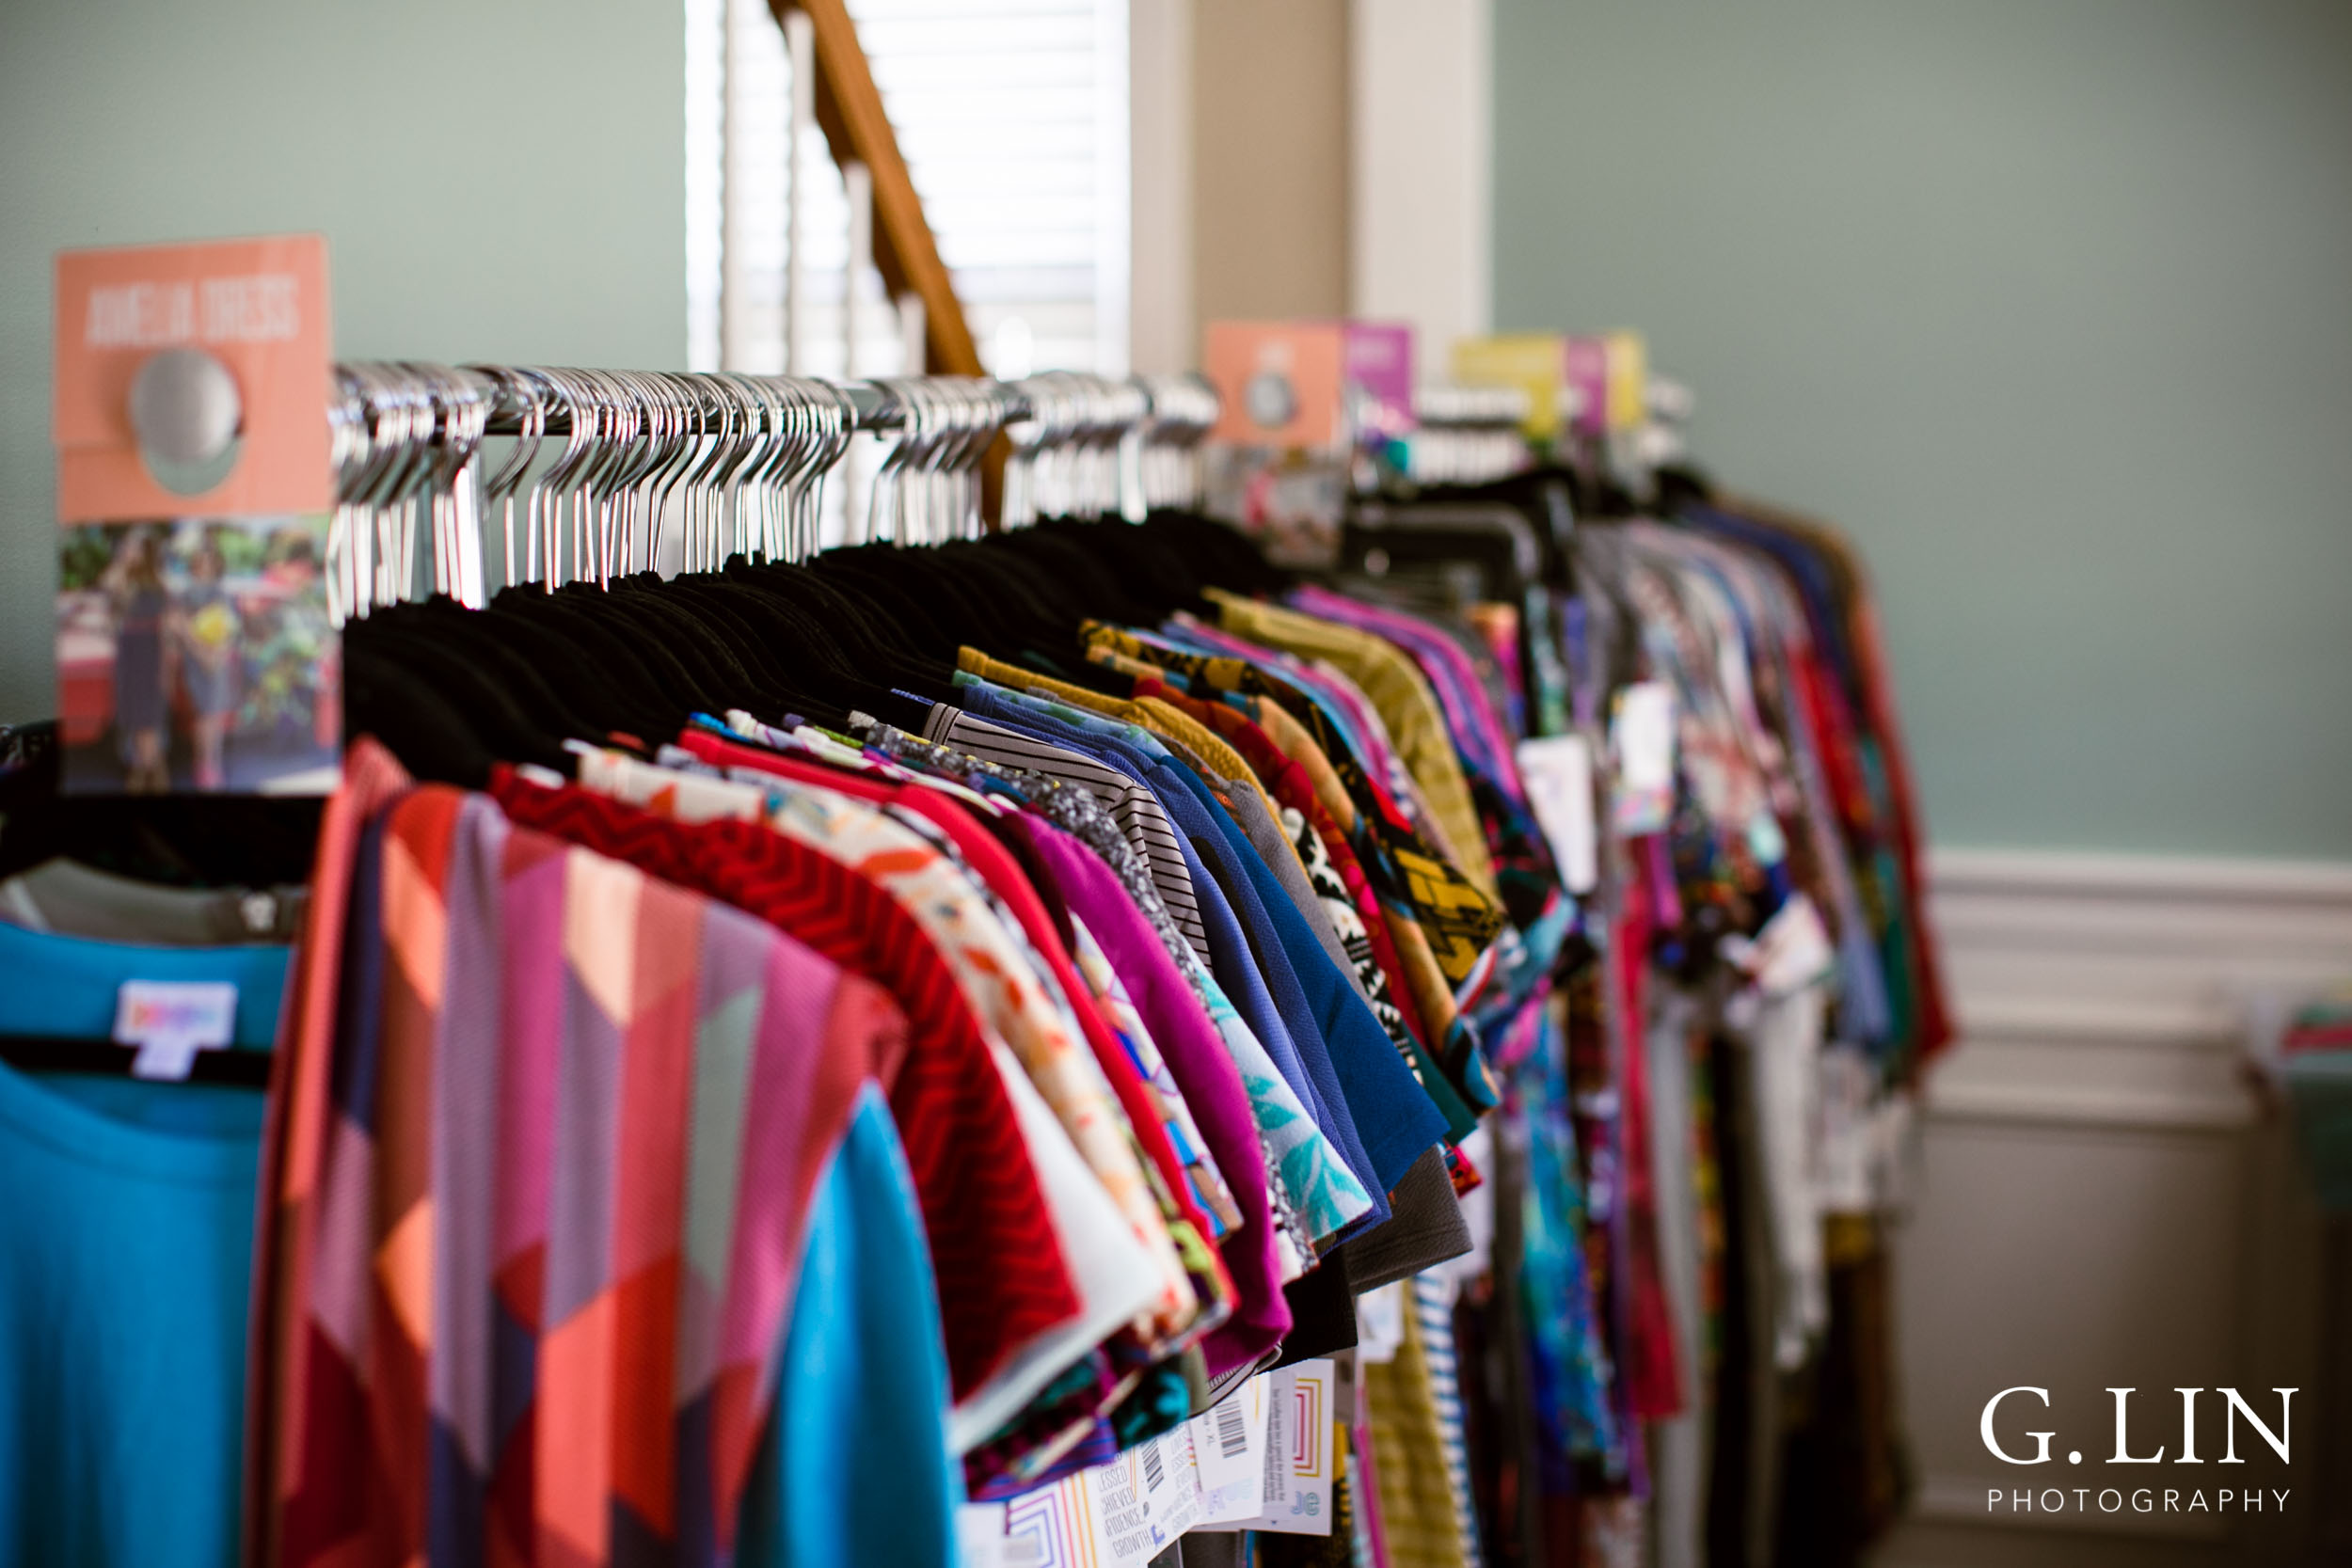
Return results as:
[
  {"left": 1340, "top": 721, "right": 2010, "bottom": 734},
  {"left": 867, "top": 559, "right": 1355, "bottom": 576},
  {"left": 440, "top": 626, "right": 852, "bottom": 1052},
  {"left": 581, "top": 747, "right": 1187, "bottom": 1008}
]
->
[
  {"left": 1343, "top": 321, "right": 1415, "bottom": 441},
  {"left": 1564, "top": 336, "right": 1609, "bottom": 436}
]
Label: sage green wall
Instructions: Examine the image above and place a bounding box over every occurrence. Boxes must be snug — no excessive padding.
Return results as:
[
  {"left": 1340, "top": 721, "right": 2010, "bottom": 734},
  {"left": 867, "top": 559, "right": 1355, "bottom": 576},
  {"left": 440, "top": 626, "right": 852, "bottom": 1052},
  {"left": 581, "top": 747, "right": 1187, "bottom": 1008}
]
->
[
  {"left": 1495, "top": 0, "right": 2352, "bottom": 858},
  {"left": 0, "top": 0, "right": 686, "bottom": 723}
]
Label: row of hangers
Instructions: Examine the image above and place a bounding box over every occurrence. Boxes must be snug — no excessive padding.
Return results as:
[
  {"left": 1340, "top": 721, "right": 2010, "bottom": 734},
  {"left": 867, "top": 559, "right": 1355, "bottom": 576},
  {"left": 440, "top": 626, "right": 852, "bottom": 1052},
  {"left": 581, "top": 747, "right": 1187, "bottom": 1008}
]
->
[
  {"left": 1341, "top": 374, "right": 1706, "bottom": 605},
  {"left": 326, "top": 363, "right": 1267, "bottom": 789},
  {"left": 324, "top": 366, "right": 1223, "bottom": 624},
  {"left": 320, "top": 354, "right": 1694, "bottom": 629}
]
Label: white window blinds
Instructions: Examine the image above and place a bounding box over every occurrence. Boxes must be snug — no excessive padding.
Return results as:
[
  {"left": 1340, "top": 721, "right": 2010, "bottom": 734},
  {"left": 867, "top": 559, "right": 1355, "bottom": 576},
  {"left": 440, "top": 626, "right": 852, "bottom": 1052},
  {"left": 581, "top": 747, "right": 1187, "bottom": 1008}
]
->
[{"left": 687, "top": 0, "right": 1130, "bottom": 381}]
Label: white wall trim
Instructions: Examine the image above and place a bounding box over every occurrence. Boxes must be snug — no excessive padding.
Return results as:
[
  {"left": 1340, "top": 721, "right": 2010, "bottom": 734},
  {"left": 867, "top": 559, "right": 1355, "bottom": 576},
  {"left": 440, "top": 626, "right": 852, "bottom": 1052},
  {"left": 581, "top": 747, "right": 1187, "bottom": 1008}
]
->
[
  {"left": 1348, "top": 0, "right": 1490, "bottom": 366},
  {"left": 1919, "top": 847, "right": 2352, "bottom": 1134},
  {"left": 1128, "top": 0, "right": 1194, "bottom": 374}
]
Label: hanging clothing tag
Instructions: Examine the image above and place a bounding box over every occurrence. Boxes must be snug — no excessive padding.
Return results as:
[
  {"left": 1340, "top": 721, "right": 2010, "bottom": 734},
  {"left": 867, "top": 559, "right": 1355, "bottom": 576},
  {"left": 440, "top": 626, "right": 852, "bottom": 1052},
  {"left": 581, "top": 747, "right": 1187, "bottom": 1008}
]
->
[
  {"left": 1517, "top": 734, "right": 1599, "bottom": 892},
  {"left": 955, "top": 1503, "right": 1013, "bottom": 1568},
  {"left": 1005, "top": 1425, "right": 1204, "bottom": 1567},
  {"left": 1231, "top": 1359, "right": 1337, "bottom": 1536},
  {"left": 1355, "top": 1280, "right": 1408, "bottom": 1364},
  {"left": 237, "top": 890, "right": 278, "bottom": 935},
  {"left": 113, "top": 979, "right": 237, "bottom": 1079},
  {"left": 1721, "top": 894, "right": 1835, "bottom": 998},
  {"left": 1188, "top": 1373, "right": 1271, "bottom": 1519},
  {"left": 1610, "top": 681, "right": 1677, "bottom": 835}
]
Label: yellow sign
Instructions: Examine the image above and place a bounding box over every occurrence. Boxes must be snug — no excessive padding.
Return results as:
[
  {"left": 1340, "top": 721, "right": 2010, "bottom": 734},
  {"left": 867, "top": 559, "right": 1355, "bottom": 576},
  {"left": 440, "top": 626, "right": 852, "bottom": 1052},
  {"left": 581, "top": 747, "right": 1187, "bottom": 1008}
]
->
[{"left": 1451, "top": 333, "right": 1564, "bottom": 439}]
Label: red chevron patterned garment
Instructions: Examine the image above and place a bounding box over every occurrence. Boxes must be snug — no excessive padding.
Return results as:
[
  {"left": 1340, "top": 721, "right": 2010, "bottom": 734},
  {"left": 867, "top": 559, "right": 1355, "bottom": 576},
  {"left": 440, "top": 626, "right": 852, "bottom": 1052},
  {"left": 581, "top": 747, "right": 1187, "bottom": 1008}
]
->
[
  {"left": 485, "top": 769, "right": 1084, "bottom": 1405},
  {"left": 271, "top": 783, "right": 933, "bottom": 1566}
]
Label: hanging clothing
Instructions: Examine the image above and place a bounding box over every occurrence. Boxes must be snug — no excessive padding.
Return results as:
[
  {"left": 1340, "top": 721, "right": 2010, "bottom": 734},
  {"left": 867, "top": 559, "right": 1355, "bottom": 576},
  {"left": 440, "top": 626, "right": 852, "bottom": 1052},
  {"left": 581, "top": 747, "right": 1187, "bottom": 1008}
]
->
[
  {"left": 0, "top": 925, "right": 281, "bottom": 1568},
  {"left": 0, "top": 434, "right": 1955, "bottom": 1568}
]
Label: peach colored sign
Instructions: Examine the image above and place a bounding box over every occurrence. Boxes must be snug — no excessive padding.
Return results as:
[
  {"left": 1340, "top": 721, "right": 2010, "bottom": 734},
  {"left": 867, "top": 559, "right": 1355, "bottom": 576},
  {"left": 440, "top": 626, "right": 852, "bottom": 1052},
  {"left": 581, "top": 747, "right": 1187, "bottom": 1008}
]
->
[
  {"left": 1205, "top": 321, "right": 1346, "bottom": 450},
  {"left": 54, "top": 234, "right": 332, "bottom": 520}
]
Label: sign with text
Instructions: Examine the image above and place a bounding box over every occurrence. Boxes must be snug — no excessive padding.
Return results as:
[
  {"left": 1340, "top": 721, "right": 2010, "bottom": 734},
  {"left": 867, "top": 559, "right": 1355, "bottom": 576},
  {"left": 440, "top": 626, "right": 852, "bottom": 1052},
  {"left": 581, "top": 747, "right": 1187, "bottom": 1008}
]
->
[{"left": 54, "top": 236, "right": 337, "bottom": 796}]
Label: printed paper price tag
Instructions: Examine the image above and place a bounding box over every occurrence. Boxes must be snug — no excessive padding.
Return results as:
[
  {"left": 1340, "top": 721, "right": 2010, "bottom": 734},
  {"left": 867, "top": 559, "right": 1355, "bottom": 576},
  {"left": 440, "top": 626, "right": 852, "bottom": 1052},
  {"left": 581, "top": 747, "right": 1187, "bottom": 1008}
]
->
[
  {"left": 1191, "top": 1374, "right": 1272, "bottom": 1524},
  {"left": 1610, "top": 682, "right": 1677, "bottom": 835},
  {"left": 113, "top": 979, "right": 237, "bottom": 1079},
  {"left": 957, "top": 1503, "right": 1011, "bottom": 1568},
  {"left": 1723, "top": 893, "right": 1835, "bottom": 998},
  {"left": 1517, "top": 734, "right": 1598, "bottom": 893},
  {"left": 1234, "top": 1359, "right": 1336, "bottom": 1536},
  {"left": 1005, "top": 1426, "right": 1203, "bottom": 1568}
]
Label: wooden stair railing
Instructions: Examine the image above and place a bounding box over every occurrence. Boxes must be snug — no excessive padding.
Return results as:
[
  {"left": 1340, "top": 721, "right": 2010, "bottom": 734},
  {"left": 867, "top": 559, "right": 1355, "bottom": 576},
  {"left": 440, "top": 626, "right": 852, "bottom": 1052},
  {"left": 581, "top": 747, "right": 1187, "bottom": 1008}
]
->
[{"left": 771, "top": 0, "right": 984, "bottom": 377}]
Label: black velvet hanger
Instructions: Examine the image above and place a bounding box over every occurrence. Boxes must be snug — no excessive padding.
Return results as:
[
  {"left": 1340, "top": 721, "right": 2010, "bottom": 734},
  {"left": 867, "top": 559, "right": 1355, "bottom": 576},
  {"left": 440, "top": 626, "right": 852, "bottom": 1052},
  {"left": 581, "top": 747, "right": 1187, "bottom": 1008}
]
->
[
  {"left": 343, "top": 639, "right": 502, "bottom": 788},
  {"left": 935, "top": 543, "right": 1099, "bottom": 663},
  {"left": 341, "top": 492, "right": 1298, "bottom": 786},
  {"left": 701, "top": 562, "right": 941, "bottom": 728},
  {"left": 1136, "top": 511, "right": 1295, "bottom": 601},
  {"left": 1000, "top": 519, "right": 1199, "bottom": 623},
  {"left": 491, "top": 584, "right": 707, "bottom": 720},
  {"left": 345, "top": 613, "right": 572, "bottom": 772},
  {"left": 0, "top": 1034, "right": 274, "bottom": 1088},
  {"left": 598, "top": 576, "right": 806, "bottom": 723},
  {"left": 453, "top": 594, "right": 679, "bottom": 746},
  {"left": 399, "top": 598, "right": 610, "bottom": 745},
  {"left": 649, "top": 573, "right": 844, "bottom": 726},
  {"left": 580, "top": 581, "right": 755, "bottom": 707}
]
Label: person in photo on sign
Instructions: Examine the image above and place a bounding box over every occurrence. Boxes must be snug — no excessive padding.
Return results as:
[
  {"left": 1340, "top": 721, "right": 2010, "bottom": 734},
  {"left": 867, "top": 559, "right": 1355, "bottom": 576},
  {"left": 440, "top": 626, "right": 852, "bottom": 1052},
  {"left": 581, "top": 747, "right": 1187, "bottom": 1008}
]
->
[
  {"left": 176, "top": 530, "right": 241, "bottom": 790},
  {"left": 103, "top": 525, "right": 171, "bottom": 792}
]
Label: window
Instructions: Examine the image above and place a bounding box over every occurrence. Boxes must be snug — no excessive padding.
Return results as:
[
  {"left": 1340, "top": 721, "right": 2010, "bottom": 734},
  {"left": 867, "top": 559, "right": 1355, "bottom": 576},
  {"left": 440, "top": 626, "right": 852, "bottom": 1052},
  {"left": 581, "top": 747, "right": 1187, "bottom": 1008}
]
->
[{"left": 686, "top": 0, "right": 1130, "bottom": 382}]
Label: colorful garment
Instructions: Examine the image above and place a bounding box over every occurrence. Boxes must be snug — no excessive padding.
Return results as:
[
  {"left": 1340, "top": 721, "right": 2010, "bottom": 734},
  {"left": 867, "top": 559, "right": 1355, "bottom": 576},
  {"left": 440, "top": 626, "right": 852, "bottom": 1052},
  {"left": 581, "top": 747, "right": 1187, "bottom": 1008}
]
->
[
  {"left": 736, "top": 1086, "right": 962, "bottom": 1568},
  {"left": 1130, "top": 672, "right": 1498, "bottom": 1125},
  {"left": 648, "top": 735, "right": 1211, "bottom": 1350},
  {"left": 1018, "top": 815, "right": 1375, "bottom": 1253},
  {"left": 852, "top": 719, "right": 1376, "bottom": 1264},
  {"left": 484, "top": 771, "right": 1085, "bottom": 1413},
  {"left": 0, "top": 925, "right": 280, "bottom": 1568},
  {"left": 278, "top": 785, "right": 930, "bottom": 1568},
  {"left": 1204, "top": 590, "right": 1497, "bottom": 896},
  {"left": 1064, "top": 911, "right": 1245, "bottom": 1235},
  {"left": 1077, "top": 622, "right": 1506, "bottom": 992}
]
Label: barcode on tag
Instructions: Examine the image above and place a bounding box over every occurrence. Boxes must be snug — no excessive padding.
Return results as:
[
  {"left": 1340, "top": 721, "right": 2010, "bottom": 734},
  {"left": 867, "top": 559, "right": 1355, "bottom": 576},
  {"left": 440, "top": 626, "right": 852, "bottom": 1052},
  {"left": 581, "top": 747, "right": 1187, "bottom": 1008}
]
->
[
  {"left": 1004, "top": 1533, "right": 1044, "bottom": 1567},
  {"left": 1216, "top": 1400, "right": 1248, "bottom": 1458},
  {"left": 1140, "top": 1437, "right": 1166, "bottom": 1492}
]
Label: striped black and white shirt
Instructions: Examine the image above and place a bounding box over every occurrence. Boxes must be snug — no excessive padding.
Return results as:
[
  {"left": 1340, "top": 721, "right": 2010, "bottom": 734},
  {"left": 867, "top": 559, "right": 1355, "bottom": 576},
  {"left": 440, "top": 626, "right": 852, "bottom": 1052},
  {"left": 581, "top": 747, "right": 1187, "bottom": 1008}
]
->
[{"left": 922, "top": 704, "right": 1210, "bottom": 954}]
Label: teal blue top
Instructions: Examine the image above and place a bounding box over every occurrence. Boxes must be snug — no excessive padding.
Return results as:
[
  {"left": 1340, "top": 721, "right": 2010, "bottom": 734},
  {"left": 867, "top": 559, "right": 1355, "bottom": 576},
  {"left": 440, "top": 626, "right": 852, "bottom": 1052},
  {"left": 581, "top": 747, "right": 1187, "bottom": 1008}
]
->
[
  {"left": 738, "top": 1083, "right": 963, "bottom": 1566},
  {"left": 0, "top": 923, "right": 286, "bottom": 1567}
]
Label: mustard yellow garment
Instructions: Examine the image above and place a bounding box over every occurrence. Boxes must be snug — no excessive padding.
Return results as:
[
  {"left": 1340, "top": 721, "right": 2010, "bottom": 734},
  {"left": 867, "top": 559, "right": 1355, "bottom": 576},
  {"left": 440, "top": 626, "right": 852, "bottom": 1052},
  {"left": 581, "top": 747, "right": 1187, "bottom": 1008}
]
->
[
  {"left": 1366, "top": 1296, "right": 1470, "bottom": 1568},
  {"left": 1205, "top": 590, "right": 1497, "bottom": 898}
]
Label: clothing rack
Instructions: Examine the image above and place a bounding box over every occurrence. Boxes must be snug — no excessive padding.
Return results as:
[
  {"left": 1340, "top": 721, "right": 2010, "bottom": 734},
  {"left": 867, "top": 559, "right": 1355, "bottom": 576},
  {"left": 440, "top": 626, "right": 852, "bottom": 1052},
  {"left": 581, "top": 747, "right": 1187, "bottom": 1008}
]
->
[{"left": 3, "top": 333, "right": 1956, "bottom": 1566}]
